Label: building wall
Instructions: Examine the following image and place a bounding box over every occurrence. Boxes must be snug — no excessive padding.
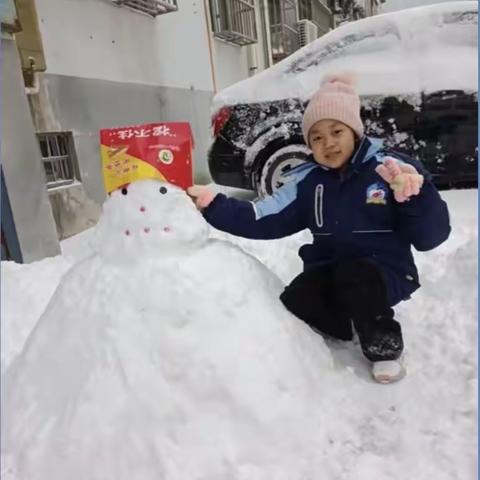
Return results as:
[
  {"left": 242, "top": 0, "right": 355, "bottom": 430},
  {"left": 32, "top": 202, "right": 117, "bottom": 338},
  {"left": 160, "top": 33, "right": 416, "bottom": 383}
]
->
[
  {"left": 36, "top": 0, "right": 160, "bottom": 85},
  {"left": 357, "top": 0, "right": 381, "bottom": 17},
  {"left": 34, "top": 0, "right": 215, "bottom": 177},
  {"left": 154, "top": 0, "right": 214, "bottom": 92},
  {"left": 209, "top": 0, "right": 271, "bottom": 90},
  {"left": 36, "top": 73, "right": 214, "bottom": 203},
  {"left": 28, "top": 0, "right": 270, "bottom": 239},
  {"left": 212, "top": 39, "right": 250, "bottom": 91},
  {"left": 1, "top": 37, "right": 60, "bottom": 261},
  {"left": 33, "top": 0, "right": 266, "bottom": 185},
  {"left": 316, "top": 4, "right": 333, "bottom": 36}
]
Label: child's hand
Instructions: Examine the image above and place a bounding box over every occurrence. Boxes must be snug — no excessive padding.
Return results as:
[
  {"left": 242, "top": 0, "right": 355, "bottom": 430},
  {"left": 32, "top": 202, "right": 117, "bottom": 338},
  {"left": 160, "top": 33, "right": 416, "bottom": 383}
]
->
[
  {"left": 187, "top": 185, "right": 216, "bottom": 210},
  {"left": 375, "top": 158, "right": 424, "bottom": 203}
]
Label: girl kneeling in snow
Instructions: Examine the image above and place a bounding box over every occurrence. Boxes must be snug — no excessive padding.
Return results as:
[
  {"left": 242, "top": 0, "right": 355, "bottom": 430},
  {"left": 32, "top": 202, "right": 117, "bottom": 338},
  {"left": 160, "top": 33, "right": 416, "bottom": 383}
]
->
[{"left": 188, "top": 73, "right": 451, "bottom": 383}]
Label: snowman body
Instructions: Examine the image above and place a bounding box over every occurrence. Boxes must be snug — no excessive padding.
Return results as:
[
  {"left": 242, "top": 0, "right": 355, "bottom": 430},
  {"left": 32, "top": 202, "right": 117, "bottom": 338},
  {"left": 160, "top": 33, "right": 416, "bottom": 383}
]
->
[{"left": 2, "top": 181, "right": 334, "bottom": 480}]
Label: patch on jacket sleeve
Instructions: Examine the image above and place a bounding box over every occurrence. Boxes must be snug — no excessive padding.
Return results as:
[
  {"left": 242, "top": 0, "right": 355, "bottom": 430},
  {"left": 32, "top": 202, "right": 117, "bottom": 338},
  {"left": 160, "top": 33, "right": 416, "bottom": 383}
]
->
[
  {"left": 251, "top": 181, "right": 298, "bottom": 220},
  {"left": 366, "top": 182, "right": 388, "bottom": 205}
]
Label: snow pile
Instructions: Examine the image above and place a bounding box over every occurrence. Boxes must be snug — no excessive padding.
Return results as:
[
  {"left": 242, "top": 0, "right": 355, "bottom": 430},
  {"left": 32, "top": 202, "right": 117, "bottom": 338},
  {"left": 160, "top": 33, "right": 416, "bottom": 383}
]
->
[
  {"left": 1, "top": 226, "right": 98, "bottom": 375},
  {"left": 2, "top": 180, "right": 340, "bottom": 480},
  {"left": 212, "top": 1, "right": 477, "bottom": 111},
  {"left": 0, "top": 257, "right": 71, "bottom": 374},
  {"left": 1, "top": 185, "right": 477, "bottom": 480},
  {"left": 210, "top": 190, "right": 478, "bottom": 479}
]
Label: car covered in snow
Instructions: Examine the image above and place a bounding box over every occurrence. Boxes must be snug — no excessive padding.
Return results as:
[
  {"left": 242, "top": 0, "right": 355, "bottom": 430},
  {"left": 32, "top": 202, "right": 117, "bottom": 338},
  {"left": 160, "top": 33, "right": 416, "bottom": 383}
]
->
[{"left": 208, "top": 1, "right": 478, "bottom": 196}]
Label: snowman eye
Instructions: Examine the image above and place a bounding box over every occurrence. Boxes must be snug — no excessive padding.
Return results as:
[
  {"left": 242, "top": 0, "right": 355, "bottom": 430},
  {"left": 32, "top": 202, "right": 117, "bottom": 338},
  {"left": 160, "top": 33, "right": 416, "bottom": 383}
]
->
[
  {"left": 159, "top": 186, "right": 168, "bottom": 194},
  {"left": 121, "top": 188, "right": 128, "bottom": 196}
]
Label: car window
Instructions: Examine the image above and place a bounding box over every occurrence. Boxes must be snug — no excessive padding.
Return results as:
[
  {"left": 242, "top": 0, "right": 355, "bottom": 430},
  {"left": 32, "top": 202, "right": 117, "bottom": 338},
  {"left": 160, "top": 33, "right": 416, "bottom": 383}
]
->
[{"left": 284, "top": 22, "right": 401, "bottom": 75}]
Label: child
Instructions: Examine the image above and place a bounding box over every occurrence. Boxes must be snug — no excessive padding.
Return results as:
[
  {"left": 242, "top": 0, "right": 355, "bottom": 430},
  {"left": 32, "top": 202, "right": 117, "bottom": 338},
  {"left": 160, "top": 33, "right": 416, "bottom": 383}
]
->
[{"left": 188, "top": 73, "right": 451, "bottom": 383}]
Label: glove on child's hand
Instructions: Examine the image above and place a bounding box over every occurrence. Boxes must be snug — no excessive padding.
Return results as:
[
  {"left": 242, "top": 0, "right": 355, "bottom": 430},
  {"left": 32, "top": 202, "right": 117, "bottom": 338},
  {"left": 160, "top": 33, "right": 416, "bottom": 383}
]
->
[
  {"left": 375, "top": 157, "right": 424, "bottom": 203},
  {"left": 187, "top": 185, "right": 216, "bottom": 210}
]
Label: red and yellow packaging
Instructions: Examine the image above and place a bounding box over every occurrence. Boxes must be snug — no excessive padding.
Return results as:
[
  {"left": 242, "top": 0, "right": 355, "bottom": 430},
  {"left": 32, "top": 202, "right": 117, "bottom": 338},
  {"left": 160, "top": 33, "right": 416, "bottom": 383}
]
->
[{"left": 100, "top": 122, "right": 194, "bottom": 193}]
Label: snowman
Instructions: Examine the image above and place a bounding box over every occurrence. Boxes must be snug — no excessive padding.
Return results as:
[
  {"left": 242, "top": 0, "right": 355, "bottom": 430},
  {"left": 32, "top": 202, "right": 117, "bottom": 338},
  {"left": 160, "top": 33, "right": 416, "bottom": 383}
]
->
[{"left": 2, "top": 180, "right": 338, "bottom": 480}]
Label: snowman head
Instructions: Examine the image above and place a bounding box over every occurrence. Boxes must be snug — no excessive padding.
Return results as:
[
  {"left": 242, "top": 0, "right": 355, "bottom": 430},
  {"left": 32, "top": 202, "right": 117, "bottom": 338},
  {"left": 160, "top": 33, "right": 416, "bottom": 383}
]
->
[{"left": 94, "top": 180, "right": 209, "bottom": 262}]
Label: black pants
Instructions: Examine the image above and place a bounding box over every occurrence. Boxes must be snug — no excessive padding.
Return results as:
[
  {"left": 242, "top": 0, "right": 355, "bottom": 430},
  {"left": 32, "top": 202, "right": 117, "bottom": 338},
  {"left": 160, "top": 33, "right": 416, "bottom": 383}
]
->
[{"left": 280, "top": 259, "right": 403, "bottom": 362}]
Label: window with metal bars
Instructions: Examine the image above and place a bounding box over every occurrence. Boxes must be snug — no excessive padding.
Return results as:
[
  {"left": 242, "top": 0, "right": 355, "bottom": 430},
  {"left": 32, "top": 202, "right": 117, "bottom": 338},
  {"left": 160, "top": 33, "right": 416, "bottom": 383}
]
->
[
  {"left": 111, "top": 0, "right": 178, "bottom": 17},
  {"left": 210, "top": 0, "right": 257, "bottom": 46},
  {"left": 268, "top": 0, "right": 299, "bottom": 62},
  {"left": 37, "top": 132, "right": 79, "bottom": 190}
]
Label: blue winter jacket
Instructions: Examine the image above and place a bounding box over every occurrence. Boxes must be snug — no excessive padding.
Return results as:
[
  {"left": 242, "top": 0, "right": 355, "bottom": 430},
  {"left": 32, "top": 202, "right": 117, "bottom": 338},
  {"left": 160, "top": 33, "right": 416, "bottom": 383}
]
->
[{"left": 203, "top": 137, "right": 451, "bottom": 305}]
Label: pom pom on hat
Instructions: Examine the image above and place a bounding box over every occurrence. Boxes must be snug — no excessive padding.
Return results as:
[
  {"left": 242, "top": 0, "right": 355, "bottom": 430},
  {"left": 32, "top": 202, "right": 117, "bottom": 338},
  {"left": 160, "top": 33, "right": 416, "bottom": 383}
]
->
[
  {"left": 320, "top": 72, "right": 357, "bottom": 87},
  {"left": 302, "top": 71, "right": 364, "bottom": 145}
]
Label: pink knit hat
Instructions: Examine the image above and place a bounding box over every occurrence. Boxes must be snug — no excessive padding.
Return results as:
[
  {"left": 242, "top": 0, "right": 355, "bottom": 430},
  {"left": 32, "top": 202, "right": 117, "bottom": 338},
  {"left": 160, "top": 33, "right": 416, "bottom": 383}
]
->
[{"left": 302, "top": 72, "right": 364, "bottom": 145}]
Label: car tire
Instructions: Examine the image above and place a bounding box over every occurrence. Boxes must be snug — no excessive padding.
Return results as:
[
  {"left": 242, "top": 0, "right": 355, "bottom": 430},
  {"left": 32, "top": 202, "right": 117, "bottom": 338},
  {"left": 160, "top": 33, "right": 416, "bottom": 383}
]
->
[{"left": 256, "top": 145, "right": 311, "bottom": 197}]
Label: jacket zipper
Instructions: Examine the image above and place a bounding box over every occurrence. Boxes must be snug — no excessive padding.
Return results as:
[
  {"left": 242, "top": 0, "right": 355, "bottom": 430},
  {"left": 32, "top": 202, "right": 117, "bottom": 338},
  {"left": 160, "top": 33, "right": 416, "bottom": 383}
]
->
[{"left": 315, "top": 184, "right": 324, "bottom": 228}]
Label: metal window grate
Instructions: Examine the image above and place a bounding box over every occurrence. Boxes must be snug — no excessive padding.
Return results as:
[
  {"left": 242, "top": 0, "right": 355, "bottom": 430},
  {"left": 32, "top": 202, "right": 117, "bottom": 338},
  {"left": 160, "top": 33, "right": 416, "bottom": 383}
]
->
[
  {"left": 112, "top": 0, "right": 178, "bottom": 17},
  {"left": 210, "top": 0, "right": 258, "bottom": 46},
  {"left": 298, "top": 0, "right": 332, "bottom": 36},
  {"left": 269, "top": 0, "right": 299, "bottom": 62},
  {"left": 37, "top": 132, "right": 78, "bottom": 190}
]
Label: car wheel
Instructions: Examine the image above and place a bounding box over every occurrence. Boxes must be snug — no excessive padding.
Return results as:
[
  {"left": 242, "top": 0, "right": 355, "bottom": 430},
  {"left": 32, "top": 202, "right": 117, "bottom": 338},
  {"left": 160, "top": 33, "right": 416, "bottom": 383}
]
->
[{"left": 257, "top": 145, "right": 311, "bottom": 197}]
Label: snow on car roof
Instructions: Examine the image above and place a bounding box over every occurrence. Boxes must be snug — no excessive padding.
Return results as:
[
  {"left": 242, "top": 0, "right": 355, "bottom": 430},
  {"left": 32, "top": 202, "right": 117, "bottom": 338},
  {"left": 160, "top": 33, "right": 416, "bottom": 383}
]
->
[{"left": 213, "top": 1, "right": 477, "bottom": 111}]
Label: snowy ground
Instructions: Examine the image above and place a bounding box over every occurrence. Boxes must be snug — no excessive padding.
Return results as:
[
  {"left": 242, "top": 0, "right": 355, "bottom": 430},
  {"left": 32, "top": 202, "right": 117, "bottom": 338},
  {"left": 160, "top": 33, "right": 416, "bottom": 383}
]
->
[{"left": 1, "top": 188, "right": 477, "bottom": 479}]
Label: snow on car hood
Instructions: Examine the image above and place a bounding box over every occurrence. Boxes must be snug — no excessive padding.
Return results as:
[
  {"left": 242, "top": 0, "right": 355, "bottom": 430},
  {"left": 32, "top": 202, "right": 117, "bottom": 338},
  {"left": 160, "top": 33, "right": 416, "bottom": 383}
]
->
[{"left": 213, "top": 1, "right": 478, "bottom": 111}]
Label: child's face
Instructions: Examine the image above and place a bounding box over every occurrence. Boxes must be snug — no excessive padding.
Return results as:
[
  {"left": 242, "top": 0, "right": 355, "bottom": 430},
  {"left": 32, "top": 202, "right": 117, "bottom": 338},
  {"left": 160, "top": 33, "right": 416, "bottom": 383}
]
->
[{"left": 308, "top": 120, "right": 356, "bottom": 170}]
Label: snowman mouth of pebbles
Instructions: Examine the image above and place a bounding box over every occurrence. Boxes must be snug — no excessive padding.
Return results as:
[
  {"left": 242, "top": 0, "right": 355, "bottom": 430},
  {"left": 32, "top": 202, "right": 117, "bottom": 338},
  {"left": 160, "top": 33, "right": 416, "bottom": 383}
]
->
[{"left": 95, "top": 180, "right": 209, "bottom": 262}]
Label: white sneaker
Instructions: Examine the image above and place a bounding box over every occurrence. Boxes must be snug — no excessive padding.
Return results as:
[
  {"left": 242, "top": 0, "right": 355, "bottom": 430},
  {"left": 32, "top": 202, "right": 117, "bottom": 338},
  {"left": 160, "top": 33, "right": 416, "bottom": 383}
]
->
[{"left": 372, "top": 360, "right": 406, "bottom": 384}]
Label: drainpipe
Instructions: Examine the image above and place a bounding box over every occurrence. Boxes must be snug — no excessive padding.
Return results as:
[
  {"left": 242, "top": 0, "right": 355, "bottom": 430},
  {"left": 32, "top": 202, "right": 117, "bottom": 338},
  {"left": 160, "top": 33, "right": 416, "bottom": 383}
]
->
[
  {"left": 25, "top": 71, "right": 39, "bottom": 95},
  {"left": 24, "top": 57, "right": 40, "bottom": 95},
  {"left": 202, "top": 0, "right": 218, "bottom": 93},
  {"left": 259, "top": 0, "right": 272, "bottom": 68},
  {"left": 247, "top": 44, "right": 258, "bottom": 76}
]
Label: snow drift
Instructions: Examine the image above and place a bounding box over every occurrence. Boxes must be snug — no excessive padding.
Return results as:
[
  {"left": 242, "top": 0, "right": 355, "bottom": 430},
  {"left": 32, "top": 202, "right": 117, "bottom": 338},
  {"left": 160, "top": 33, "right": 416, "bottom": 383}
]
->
[
  {"left": 2, "top": 180, "right": 338, "bottom": 480},
  {"left": 1, "top": 185, "right": 476, "bottom": 480}
]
